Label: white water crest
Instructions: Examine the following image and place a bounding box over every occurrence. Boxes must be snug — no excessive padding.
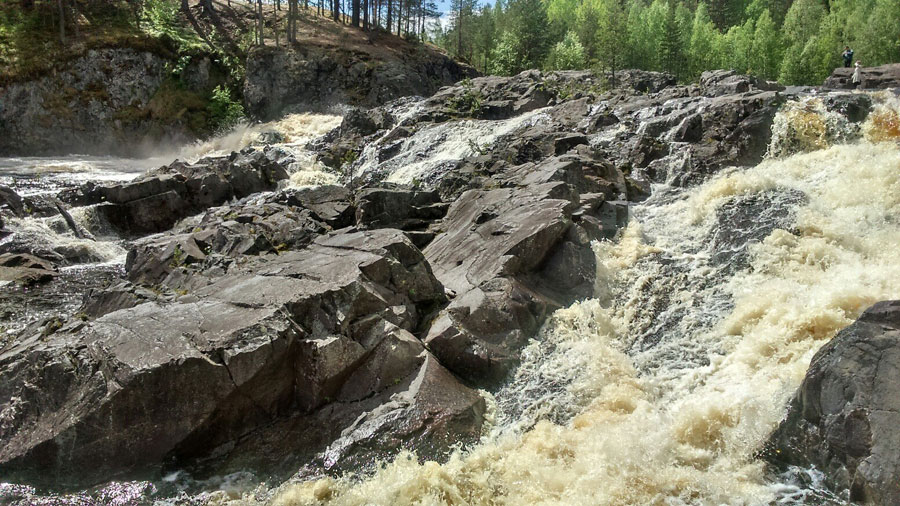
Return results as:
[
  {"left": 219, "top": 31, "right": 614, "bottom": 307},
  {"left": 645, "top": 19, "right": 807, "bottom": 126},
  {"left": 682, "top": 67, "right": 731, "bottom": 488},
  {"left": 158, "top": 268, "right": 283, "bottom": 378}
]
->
[
  {"left": 173, "top": 112, "right": 343, "bottom": 189},
  {"left": 351, "top": 108, "right": 551, "bottom": 186},
  {"left": 175, "top": 113, "right": 342, "bottom": 163},
  {"left": 231, "top": 100, "right": 900, "bottom": 506}
]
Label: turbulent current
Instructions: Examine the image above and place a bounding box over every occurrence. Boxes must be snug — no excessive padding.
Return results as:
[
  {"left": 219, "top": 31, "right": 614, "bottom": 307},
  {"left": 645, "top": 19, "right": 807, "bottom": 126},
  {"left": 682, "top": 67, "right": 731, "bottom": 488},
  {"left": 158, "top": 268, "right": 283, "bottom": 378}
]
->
[
  {"left": 261, "top": 96, "right": 900, "bottom": 506},
  {"left": 3, "top": 95, "right": 900, "bottom": 505}
]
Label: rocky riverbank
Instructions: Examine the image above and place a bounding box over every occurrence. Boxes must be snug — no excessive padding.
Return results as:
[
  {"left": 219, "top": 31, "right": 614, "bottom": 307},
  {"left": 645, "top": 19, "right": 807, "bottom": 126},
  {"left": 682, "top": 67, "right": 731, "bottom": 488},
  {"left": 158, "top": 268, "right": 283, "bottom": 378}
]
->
[{"left": 1, "top": 68, "right": 898, "bottom": 502}]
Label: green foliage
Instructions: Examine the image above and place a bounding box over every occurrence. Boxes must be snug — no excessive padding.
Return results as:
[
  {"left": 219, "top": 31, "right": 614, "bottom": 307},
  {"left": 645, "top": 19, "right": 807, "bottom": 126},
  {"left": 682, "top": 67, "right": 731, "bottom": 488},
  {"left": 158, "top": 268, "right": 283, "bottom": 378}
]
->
[
  {"left": 206, "top": 85, "right": 245, "bottom": 133},
  {"left": 490, "top": 30, "right": 523, "bottom": 75},
  {"left": 750, "top": 9, "right": 780, "bottom": 80},
  {"left": 446, "top": 78, "right": 484, "bottom": 116},
  {"left": 545, "top": 31, "right": 586, "bottom": 70},
  {"left": 140, "top": 0, "right": 203, "bottom": 52},
  {"left": 435, "top": 0, "right": 900, "bottom": 86},
  {"left": 507, "top": 0, "right": 550, "bottom": 70}
]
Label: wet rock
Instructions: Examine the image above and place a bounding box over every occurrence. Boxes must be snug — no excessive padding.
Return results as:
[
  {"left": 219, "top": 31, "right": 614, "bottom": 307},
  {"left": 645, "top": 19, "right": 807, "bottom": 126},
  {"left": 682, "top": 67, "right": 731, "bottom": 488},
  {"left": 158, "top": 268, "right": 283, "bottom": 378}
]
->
[
  {"left": 0, "top": 229, "right": 475, "bottom": 488},
  {"left": 125, "top": 198, "right": 327, "bottom": 288},
  {"left": 219, "top": 339, "right": 486, "bottom": 480},
  {"left": 674, "top": 91, "right": 785, "bottom": 185},
  {"left": 423, "top": 181, "right": 611, "bottom": 384},
  {"left": 822, "top": 93, "right": 873, "bottom": 123},
  {"left": 267, "top": 185, "right": 354, "bottom": 229},
  {"left": 0, "top": 253, "right": 58, "bottom": 285},
  {"left": 80, "top": 282, "right": 159, "bottom": 319},
  {"left": 823, "top": 63, "right": 900, "bottom": 90},
  {"left": 355, "top": 188, "right": 447, "bottom": 232},
  {"left": 86, "top": 149, "right": 289, "bottom": 236},
  {"left": 768, "top": 300, "right": 900, "bottom": 505},
  {"left": 0, "top": 185, "right": 25, "bottom": 217}
]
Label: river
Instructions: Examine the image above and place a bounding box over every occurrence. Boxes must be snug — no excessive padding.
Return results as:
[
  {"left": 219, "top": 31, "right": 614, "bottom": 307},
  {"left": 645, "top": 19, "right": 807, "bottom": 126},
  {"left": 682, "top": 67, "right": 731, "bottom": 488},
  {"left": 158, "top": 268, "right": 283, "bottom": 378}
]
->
[{"left": 2, "top": 95, "right": 899, "bottom": 505}]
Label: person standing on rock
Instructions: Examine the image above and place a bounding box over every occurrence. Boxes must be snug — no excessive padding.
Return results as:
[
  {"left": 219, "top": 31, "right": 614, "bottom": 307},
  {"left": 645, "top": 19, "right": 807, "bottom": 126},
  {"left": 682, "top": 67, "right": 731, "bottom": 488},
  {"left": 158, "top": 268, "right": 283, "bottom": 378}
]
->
[
  {"left": 852, "top": 61, "right": 862, "bottom": 89},
  {"left": 842, "top": 46, "right": 854, "bottom": 68}
]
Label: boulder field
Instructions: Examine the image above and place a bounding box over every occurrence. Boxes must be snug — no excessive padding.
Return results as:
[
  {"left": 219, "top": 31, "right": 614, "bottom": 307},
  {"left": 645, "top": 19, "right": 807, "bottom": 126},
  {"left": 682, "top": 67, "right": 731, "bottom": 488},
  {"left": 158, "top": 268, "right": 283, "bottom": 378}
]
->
[{"left": 0, "top": 68, "right": 892, "bottom": 495}]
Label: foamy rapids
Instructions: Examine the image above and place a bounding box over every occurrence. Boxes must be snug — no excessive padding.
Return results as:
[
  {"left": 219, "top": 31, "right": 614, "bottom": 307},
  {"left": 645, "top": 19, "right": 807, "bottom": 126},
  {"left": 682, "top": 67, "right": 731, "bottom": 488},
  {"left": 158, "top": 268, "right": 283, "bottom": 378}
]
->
[{"left": 214, "top": 94, "right": 900, "bottom": 506}]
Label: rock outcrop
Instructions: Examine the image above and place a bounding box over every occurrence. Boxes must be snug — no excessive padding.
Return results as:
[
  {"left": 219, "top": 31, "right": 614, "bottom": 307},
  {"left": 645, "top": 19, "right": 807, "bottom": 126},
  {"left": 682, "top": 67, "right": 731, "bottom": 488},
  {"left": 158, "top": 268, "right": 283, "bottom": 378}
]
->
[
  {"left": 423, "top": 182, "right": 620, "bottom": 384},
  {"left": 823, "top": 63, "right": 900, "bottom": 90},
  {"left": 326, "top": 69, "right": 786, "bottom": 196},
  {"left": 0, "top": 229, "right": 484, "bottom": 486},
  {"left": 767, "top": 300, "right": 900, "bottom": 504},
  {"left": 0, "top": 48, "right": 221, "bottom": 156},
  {"left": 243, "top": 45, "right": 476, "bottom": 120},
  {"left": 1, "top": 67, "right": 830, "bottom": 495},
  {"left": 60, "top": 148, "right": 290, "bottom": 236}
]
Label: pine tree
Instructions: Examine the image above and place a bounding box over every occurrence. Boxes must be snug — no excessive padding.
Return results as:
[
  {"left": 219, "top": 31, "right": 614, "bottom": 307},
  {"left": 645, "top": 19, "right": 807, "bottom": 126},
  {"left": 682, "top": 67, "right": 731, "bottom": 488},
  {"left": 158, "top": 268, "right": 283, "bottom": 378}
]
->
[
  {"left": 596, "top": 0, "right": 629, "bottom": 83},
  {"left": 507, "top": 0, "right": 549, "bottom": 70},
  {"left": 659, "top": 1, "right": 684, "bottom": 78}
]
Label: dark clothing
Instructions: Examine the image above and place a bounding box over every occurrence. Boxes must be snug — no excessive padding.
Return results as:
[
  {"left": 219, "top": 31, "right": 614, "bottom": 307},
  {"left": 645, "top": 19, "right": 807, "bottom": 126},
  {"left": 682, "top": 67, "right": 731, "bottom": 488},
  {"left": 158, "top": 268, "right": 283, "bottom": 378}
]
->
[{"left": 843, "top": 49, "right": 854, "bottom": 68}]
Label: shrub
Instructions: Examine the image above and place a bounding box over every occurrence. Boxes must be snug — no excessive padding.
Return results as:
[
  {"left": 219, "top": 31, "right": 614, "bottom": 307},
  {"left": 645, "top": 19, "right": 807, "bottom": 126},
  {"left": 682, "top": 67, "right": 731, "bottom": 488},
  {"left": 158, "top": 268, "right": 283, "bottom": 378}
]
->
[{"left": 206, "top": 85, "right": 245, "bottom": 132}]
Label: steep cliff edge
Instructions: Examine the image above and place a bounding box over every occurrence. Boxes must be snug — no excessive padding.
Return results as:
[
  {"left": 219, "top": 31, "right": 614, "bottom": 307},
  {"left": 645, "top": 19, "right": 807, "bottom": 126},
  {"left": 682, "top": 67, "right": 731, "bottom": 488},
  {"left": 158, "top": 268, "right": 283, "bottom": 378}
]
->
[{"left": 0, "top": 1, "right": 472, "bottom": 156}]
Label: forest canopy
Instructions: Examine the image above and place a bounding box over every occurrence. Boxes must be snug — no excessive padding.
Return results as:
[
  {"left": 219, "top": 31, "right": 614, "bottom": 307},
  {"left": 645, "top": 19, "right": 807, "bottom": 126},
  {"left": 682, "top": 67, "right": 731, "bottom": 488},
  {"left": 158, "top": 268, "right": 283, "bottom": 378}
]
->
[
  {"left": 3, "top": 0, "right": 900, "bottom": 87},
  {"left": 430, "top": 0, "right": 900, "bottom": 85}
]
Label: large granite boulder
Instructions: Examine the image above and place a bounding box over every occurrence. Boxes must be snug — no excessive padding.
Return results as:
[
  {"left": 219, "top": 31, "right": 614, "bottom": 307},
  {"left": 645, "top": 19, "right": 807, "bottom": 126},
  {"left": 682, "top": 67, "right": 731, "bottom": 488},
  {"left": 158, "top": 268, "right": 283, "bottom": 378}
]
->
[
  {"left": 0, "top": 229, "right": 484, "bottom": 487},
  {"left": 767, "top": 300, "right": 900, "bottom": 504}
]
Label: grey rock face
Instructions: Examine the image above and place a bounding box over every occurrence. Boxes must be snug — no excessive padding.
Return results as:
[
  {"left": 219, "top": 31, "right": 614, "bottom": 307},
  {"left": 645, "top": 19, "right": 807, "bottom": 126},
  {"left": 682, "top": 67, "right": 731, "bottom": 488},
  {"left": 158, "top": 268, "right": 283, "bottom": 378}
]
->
[
  {"left": 243, "top": 46, "right": 476, "bottom": 120},
  {"left": 64, "top": 148, "right": 290, "bottom": 236},
  {"left": 700, "top": 69, "right": 784, "bottom": 97},
  {"left": 823, "top": 63, "right": 900, "bottom": 90},
  {"left": 0, "top": 49, "right": 193, "bottom": 156},
  {"left": 0, "top": 253, "right": 58, "bottom": 285},
  {"left": 0, "top": 229, "right": 484, "bottom": 487},
  {"left": 767, "top": 300, "right": 900, "bottom": 504},
  {"left": 423, "top": 181, "right": 611, "bottom": 384}
]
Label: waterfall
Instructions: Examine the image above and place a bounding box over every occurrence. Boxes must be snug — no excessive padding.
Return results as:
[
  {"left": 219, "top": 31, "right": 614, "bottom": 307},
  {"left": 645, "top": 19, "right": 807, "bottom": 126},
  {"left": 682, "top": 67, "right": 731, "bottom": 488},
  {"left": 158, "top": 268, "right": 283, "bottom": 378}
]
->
[{"left": 266, "top": 96, "right": 900, "bottom": 506}]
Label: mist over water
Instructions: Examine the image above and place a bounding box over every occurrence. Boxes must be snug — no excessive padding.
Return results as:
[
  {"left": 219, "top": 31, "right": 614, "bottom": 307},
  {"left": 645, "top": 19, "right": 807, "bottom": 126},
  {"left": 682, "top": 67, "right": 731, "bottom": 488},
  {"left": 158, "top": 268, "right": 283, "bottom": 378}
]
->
[{"left": 0, "top": 112, "right": 342, "bottom": 197}]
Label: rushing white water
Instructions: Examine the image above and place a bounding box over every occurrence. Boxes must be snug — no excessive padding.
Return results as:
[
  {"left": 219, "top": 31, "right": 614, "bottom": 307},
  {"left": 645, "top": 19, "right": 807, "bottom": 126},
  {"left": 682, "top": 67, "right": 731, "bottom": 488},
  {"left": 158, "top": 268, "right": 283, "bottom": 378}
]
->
[
  {"left": 351, "top": 108, "right": 552, "bottom": 186},
  {"left": 244, "top": 98, "right": 900, "bottom": 506},
  {"left": 0, "top": 112, "right": 342, "bottom": 197},
  {"left": 3, "top": 94, "right": 899, "bottom": 506}
]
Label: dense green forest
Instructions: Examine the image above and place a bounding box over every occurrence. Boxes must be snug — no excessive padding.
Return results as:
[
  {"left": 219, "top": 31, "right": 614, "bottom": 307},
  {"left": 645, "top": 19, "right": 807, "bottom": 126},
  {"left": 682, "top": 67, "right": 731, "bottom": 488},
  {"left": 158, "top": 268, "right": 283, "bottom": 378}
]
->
[
  {"left": 431, "top": 0, "right": 900, "bottom": 85},
  {"left": 2, "top": 0, "right": 899, "bottom": 88}
]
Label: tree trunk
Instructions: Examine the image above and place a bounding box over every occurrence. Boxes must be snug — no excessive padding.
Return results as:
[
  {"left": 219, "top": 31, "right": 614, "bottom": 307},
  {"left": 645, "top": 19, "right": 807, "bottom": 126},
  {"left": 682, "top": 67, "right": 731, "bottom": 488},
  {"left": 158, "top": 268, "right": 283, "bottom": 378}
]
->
[
  {"left": 404, "top": 0, "right": 409, "bottom": 37},
  {"left": 57, "top": 0, "right": 66, "bottom": 44},
  {"left": 396, "top": 0, "right": 401, "bottom": 36},
  {"left": 352, "top": 0, "right": 360, "bottom": 27},
  {"left": 363, "top": 0, "right": 368, "bottom": 30},
  {"left": 332, "top": 0, "right": 339, "bottom": 21},
  {"left": 457, "top": 4, "right": 462, "bottom": 56},
  {"left": 258, "top": 0, "right": 264, "bottom": 45},
  {"left": 386, "top": 0, "right": 391, "bottom": 33},
  {"left": 71, "top": 0, "right": 79, "bottom": 39}
]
